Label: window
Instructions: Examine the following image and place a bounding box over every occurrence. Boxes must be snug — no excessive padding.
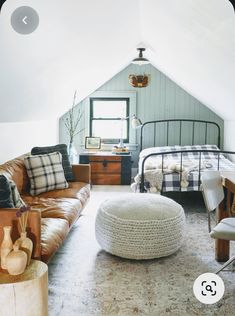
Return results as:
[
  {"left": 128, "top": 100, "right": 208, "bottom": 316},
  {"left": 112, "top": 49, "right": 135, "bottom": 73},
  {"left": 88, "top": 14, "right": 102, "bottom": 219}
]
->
[{"left": 90, "top": 98, "right": 130, "bottom": 143}]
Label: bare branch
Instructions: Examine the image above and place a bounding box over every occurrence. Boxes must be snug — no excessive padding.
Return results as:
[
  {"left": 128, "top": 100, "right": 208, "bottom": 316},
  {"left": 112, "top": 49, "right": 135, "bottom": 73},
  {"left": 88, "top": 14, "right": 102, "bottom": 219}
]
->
[
  {"left": 63, "top": 91, "right": 84, "bottom": 144},
  {"left": 74, "top": 128, "right": 85, "bottom": 136}
]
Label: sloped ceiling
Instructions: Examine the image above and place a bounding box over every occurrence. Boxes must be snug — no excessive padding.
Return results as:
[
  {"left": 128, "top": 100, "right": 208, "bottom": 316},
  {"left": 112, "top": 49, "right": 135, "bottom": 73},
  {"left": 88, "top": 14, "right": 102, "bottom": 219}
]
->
[{"left": 0, "top": 0, "right": 234, "bottom": 122}]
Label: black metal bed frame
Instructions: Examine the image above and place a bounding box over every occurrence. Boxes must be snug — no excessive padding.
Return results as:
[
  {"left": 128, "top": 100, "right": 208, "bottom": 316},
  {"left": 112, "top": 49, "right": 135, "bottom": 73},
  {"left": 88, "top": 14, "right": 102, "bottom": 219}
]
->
[
  {"left": 140, "top": 119, "right": 221, "bottom": 151},
  {"left": 138, "top": 119, "right": 235, "bottom": 193}
]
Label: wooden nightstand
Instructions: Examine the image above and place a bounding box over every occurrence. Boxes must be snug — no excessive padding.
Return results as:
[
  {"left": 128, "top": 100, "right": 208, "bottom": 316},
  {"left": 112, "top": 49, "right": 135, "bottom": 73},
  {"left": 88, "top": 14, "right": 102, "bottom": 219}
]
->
[{"left": 79, "top": 151, "right": 132, "bottom": 185}]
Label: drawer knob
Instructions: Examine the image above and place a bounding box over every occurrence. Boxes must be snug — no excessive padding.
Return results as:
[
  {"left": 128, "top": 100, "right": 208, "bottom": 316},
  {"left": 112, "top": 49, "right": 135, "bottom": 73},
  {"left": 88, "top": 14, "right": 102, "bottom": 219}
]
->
[{"left": 103, "top": 160, "right": 108, "bottom": 167}]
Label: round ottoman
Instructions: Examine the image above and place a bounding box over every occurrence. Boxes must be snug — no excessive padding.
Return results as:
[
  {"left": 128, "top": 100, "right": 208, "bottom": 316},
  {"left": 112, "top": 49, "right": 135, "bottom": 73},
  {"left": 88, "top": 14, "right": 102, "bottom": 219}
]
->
[{"left": 95, "top": 193, "right": 185, "bottom": 260}]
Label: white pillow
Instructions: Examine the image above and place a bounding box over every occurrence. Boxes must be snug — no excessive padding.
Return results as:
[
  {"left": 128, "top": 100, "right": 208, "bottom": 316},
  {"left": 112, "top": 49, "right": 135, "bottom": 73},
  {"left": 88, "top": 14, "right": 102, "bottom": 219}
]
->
[{"left": 24, "top": 152, "right": 68, "bottom": 196}]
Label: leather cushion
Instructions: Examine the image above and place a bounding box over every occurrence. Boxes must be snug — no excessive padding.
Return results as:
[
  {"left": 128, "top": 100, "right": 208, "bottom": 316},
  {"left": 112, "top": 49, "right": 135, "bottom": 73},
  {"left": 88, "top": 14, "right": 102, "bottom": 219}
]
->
[
  {"left": 0, "top": 155, "right": 30, "bottom": 194},
  {"left": 31, "top": 144, "right": 73, "bottom": 181},
  {"left": 41, "top": 217, "right": 69, "bottom": 263},
  {"left": 27, "top": 182, "right": 90, "bottom": 207},
  {"left": 21, "top": 195, "right": 82, "bottom": 226}
]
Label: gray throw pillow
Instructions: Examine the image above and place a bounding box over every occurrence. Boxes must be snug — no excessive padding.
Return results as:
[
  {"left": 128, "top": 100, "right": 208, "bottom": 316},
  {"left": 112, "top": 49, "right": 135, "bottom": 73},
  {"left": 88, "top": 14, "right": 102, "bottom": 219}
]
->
[
  {"left": 31, "top": 144, "right": 73, "bottom": 181},
  {"left": 0, "top": 175, "right": 14, "bottom": 208}
]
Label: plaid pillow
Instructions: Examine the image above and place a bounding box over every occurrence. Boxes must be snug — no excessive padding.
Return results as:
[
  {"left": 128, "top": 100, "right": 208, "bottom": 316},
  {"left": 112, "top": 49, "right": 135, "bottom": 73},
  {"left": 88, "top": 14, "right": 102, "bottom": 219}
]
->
[
  {"left": 31, "top": 144, "right": 73, "bottom": 181},
  {"left": 9, "top": 179, "right": 25, "bottom": 208},
  {"left": 24, "top": 152, "right": 69, "bottom": 196}
]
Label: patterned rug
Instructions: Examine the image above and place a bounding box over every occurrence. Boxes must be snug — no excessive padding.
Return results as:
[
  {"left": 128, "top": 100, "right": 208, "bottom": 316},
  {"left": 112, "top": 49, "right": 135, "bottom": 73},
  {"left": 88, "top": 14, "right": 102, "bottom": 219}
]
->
[{"left": 48, "top": 186, "right": 235, "bottom": 316}]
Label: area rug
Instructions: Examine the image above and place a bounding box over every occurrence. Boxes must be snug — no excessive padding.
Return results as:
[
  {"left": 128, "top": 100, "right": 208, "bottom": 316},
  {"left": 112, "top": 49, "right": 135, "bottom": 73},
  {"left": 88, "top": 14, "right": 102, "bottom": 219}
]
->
[{"left": 48, "top": 186, "right": 235, "bottom": 316}]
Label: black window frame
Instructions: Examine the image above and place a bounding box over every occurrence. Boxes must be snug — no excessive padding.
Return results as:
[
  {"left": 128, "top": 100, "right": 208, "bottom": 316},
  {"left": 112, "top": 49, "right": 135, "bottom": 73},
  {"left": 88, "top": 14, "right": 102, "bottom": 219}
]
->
[{"left": 89, "top": 97, "right": 130, "bottom": 144}]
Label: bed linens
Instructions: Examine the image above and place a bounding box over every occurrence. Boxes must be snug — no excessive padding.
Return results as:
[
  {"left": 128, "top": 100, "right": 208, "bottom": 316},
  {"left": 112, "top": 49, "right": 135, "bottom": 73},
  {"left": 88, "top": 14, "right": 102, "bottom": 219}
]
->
[{"left": 135, "top": 145, "right": 235, "bottom": 192}]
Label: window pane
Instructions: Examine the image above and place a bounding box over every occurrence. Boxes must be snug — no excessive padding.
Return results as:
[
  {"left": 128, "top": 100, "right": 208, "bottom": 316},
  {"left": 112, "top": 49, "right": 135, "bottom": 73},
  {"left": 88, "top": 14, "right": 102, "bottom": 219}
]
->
[
  {"left": 92, "top": 120, "right": 127, "bottom": 140},
  {"left": 93, "top": 100, "right": 127, "bottom": 118}
]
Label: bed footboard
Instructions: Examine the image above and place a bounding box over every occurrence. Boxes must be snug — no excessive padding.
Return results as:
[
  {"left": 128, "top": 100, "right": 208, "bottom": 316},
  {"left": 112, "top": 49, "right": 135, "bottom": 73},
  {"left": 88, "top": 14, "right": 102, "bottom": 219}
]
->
[{"left": 140, "top": 149, "right": 235, "bottom": 193}]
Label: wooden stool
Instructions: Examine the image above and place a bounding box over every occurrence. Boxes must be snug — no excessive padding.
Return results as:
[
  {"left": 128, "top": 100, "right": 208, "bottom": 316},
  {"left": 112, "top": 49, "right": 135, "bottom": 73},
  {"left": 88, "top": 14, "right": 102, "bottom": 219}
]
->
[{"left": 0, "top": 260, "right": 48, "bottom": 316}]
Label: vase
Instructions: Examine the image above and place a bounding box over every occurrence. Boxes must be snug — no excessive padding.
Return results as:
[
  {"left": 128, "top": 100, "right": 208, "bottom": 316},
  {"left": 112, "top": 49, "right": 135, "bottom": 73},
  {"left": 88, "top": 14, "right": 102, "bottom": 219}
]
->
[
  {"left": 0, "top": 226, "right": 13, "bottom": 269},
  {"left": 6, "top": 242, "right": 27, "bottom": 275},
  {"left": 16, "top": 232, "right": 33, "bottom": 266},
  {"left": 68, "top": 142, "right": 78, "bottom": 164}
]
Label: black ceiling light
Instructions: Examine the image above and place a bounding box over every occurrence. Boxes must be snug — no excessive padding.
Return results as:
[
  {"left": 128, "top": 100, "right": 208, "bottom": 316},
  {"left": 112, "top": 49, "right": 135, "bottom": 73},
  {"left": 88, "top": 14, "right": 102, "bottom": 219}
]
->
[
  {"left": 229, "top": 0, "right": 235, "bottom": 11},
  {"left": 132, "top": 48, "right": 150, "bottom": 65},
  {"left": 0, "top": 0, "right": 6, "bottom": 12}
]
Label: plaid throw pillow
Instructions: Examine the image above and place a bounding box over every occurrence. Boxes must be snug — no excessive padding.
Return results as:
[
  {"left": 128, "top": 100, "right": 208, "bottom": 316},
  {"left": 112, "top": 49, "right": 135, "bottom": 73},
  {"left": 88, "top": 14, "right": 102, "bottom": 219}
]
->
[
  {"left": 24, "top": 152, "right": 69, "bottom": 196},
  {"left": 31, "top": 144, "right": 73, "bottom": 181},
  {"left": 9, "top": 179, "right": 25, "bottom": 208}
]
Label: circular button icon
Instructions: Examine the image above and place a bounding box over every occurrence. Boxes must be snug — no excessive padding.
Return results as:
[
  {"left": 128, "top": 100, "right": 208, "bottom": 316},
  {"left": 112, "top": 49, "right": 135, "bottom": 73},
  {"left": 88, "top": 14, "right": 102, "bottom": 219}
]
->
[
  {"left": 11, "top": 6, "right": 39, "bottom": 35},
  {"left": 193, "top": 273, "right": 225, "bottom": 305}
]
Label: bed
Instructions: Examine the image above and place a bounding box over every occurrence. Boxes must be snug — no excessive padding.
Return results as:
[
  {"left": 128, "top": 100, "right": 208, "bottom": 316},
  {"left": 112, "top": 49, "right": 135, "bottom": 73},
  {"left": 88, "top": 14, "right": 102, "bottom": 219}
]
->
[{"left": 132, "top": 119, "right": 235, "bottom": 193}]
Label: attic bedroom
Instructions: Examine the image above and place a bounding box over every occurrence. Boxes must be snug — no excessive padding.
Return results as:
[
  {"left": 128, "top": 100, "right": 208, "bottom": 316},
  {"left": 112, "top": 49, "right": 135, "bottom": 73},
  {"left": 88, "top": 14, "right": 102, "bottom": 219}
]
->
[{"left": 0, "top": 1, "right": 234, "bottom": 315}]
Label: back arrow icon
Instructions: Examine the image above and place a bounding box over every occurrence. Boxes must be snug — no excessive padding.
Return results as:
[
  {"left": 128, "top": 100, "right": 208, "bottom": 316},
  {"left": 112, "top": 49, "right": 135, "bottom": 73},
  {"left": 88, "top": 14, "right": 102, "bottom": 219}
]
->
[{"left": 22, "top": 16, "right": 28, "bottom": 24}]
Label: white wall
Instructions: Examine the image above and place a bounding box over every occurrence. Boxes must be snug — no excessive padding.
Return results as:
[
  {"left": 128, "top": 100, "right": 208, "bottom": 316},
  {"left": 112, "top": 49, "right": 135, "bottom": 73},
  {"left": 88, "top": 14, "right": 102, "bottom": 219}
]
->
[
  {"left": 1, "top": 1, "right": 233, "bottom": 123},
  {"left": 0, "top": 0, "right": 140, "bottom": 122},
  {"left": 0, "top": 120, "right": 59, "bottom": 163},
  {"left": 224, "top": 120, "right": 235, "bottom": 161},
  {"left": 224, "top": 121, "right": 235, "bottom": 150}
]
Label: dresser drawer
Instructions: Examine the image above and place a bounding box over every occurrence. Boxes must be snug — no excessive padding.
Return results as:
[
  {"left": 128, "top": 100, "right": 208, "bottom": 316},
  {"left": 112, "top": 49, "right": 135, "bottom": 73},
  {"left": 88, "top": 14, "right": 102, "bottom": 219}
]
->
[
  {"left": 90, "top": 161, "right": 121, "bottom": 174},
  {"left": 91, "top": 174, "right": 121, "bottom": 185},
  {"left": 88, "top": 156, "right": 121, "bottom": 162}
]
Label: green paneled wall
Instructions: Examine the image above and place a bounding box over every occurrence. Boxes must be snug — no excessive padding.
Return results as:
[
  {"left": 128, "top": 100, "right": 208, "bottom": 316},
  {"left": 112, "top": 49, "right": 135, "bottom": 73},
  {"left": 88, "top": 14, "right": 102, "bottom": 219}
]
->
[{"left": 59, "top": 63, "right": 223, "bottom": 167}]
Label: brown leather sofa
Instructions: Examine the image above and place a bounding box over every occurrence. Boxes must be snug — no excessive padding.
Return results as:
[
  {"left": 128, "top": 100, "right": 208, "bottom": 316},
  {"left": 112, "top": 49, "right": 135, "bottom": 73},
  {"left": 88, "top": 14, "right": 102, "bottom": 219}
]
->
[{"left": 0, "top": 154, "right": 90, "bottom": 263}]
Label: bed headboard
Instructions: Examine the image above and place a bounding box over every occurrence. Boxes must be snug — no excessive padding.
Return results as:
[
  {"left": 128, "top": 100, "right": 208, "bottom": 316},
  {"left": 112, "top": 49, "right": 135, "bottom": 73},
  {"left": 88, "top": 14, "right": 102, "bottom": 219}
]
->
[{"left": 140, "top": 119, "right": 221, "bottom": 151}]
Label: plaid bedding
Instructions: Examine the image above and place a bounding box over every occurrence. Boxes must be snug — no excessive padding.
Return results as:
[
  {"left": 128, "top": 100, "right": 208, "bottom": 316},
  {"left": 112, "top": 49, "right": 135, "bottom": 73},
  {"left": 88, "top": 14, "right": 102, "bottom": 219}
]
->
[{"left": 138, "top": 145, "right": 235, "bottom": 192}]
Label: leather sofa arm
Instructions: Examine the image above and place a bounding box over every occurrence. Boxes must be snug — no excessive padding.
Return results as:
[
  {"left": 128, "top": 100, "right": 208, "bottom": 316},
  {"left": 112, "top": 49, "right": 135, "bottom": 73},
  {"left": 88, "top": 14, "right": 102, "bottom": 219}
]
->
[
  {"left": 72, "top": 164, "right": 91, "bottom": 183},
  {"left": 0, "top": 209, "right": 41, "bottom": 260}
]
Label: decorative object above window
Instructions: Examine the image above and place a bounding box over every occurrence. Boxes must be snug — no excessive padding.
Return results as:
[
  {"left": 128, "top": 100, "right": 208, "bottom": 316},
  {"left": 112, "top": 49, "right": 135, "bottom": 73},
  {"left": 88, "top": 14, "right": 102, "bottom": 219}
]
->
[{"left": 129, "top": 74, "right": 150, "bottom": 88}]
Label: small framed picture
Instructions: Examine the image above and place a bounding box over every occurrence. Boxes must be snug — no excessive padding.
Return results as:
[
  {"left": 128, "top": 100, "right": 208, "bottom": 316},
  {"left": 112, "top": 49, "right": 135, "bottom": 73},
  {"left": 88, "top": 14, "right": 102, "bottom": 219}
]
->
[{"left": 85, "top": 137, "right": 101, "bottom": 149}]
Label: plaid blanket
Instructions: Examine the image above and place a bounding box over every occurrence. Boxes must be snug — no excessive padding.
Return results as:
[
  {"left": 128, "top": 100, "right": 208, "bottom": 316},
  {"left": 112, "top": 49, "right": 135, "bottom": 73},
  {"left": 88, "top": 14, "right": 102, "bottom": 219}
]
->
[{"left": 138, "top": 145, "right": 235, "bottom": 192}]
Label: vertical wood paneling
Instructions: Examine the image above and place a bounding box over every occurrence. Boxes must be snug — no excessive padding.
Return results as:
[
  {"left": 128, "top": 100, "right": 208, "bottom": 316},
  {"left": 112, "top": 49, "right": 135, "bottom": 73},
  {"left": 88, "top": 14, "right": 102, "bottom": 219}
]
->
[{"left": 59, "top": 63, "right": 224, "bottom": 166}]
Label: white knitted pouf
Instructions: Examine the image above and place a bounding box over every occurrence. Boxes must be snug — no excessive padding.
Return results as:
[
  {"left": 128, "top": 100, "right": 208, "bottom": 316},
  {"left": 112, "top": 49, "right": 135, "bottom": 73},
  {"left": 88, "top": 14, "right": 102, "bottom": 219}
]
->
[{"left": 95, "top": 193, "right": 185, "bottom": 260}]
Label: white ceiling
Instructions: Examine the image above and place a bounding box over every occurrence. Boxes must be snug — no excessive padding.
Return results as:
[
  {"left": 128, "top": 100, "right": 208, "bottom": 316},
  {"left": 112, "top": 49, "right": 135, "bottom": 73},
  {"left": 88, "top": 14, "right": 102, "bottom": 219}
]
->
[{"left": 0, "top": 0, "right": 234, "bottom": 122}]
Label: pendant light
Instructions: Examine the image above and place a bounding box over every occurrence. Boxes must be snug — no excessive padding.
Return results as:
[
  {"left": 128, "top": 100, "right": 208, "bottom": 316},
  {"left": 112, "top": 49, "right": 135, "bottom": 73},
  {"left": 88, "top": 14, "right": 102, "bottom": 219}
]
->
[{"left": 132, "top": 48, "right": 150, "bottom": 65}]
